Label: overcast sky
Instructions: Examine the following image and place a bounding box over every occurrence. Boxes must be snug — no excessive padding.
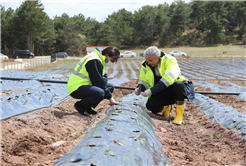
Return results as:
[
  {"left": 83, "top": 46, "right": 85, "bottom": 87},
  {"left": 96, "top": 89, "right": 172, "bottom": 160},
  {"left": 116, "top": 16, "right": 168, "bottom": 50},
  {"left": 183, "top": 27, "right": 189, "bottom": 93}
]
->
[{"left": 2, "top": 0, "right": 191, "bottom": 22}]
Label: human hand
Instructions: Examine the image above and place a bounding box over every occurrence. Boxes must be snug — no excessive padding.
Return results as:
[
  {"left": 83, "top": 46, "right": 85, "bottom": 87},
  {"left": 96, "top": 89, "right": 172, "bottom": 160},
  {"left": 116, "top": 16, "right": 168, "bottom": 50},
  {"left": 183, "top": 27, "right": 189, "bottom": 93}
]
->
[
  {"left": 141, "top": 89, "right": 152, "bottom": 97},
  {"left": 134, "top": 87, "right": 141, "bottom": 96},
  {"left": 109, "top": 97, "right": 117, "bottom": 105}
]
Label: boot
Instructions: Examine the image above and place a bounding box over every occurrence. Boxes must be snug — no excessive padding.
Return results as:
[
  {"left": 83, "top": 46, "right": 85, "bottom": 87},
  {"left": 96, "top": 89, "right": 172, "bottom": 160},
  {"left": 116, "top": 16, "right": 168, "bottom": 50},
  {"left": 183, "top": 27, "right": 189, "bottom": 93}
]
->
[
  {"left": 161, "top": 105, "right": 171, "bottom": 117},
  {"left": 172, "top": 104, "right": 184, "bottom": 125},
  {"left": 74, "top": 102, "right": 90, "bottom": 116},
  {"left": 87, "top": 108, "right": 98, "bottom": 114}
]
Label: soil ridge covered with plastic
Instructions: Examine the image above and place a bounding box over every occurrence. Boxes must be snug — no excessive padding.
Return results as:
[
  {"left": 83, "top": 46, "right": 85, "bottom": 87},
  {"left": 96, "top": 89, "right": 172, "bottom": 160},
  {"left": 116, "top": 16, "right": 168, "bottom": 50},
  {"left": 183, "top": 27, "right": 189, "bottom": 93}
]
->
[{"left": 1, "top": 80, "right": 246, "bottom": 166}]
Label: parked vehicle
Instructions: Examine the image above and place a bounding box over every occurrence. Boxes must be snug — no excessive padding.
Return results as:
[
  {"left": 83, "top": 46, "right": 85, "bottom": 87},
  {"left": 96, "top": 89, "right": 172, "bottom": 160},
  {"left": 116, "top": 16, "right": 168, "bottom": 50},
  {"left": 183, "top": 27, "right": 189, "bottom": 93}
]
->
[
  {"left": 120, "top": 51, "right": 136, "bottom": 58},
  {"left": 168, "top": 50, "right": 187, "bottom": 57},
  {"left": 12, "top": 50, "right": 35, "bottom": 59},
  {"left": 55, "top": 52, "right": 68, "bottom": 58},
  {"left": 0, "top": 53, "right": 9, "bottom": 60}
]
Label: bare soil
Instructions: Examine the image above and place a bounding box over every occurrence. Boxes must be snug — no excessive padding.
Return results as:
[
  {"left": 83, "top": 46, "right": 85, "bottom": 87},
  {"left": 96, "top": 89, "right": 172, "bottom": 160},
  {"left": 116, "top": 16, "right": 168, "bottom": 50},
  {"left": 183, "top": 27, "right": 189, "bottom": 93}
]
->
[{"left": 1, "top": 80, "right": 246, "bottom": 166}]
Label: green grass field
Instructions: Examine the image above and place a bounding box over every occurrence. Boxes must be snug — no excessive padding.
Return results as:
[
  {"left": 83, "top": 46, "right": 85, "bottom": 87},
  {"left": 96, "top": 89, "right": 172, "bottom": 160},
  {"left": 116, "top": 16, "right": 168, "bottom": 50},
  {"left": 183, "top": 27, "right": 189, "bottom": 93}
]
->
[{"left": 126, "top": 45, "right": 246, "bottom": 57}]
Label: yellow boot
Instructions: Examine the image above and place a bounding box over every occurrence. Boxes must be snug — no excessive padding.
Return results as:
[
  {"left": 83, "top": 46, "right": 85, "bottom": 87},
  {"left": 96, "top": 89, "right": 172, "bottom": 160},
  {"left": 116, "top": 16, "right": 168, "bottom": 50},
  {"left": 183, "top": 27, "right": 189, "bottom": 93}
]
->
[
  {"left": 172, "top": 104, "right": 184, "bottom": 125},
  {"left": 161, "top": 105, "right": 171, "bottom": 117}
]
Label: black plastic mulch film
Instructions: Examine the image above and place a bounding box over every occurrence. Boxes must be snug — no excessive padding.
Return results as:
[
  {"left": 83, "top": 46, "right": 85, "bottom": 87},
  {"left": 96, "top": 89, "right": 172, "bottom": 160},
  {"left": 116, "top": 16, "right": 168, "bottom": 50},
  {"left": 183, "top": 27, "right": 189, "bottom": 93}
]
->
[
  {"left": 53, "top": 94, "right": 172, "bottom": 166},
  {"left": 0, "top": 70, "right": 70, "bottom": 120},
  {"left": 193, "top": 93, "right": 246, "bottom": 143}
]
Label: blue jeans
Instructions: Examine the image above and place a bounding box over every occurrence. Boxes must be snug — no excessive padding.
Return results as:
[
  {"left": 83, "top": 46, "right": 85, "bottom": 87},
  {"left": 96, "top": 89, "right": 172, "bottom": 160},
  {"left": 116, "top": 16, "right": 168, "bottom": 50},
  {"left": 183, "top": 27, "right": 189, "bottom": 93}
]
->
[{"left": 70, "top": 83, "right": 114, "bottom": 109}]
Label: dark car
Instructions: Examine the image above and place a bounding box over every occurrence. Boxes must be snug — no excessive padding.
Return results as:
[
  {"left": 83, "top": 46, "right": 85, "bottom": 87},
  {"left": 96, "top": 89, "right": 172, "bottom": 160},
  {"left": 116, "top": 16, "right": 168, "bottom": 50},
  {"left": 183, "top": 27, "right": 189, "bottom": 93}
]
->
[
  {"left": 56, "top": 52, "right": 68, "bottom": 58},
  {"left": 12, "top": 50, "right": 35, "bottom": 59}
]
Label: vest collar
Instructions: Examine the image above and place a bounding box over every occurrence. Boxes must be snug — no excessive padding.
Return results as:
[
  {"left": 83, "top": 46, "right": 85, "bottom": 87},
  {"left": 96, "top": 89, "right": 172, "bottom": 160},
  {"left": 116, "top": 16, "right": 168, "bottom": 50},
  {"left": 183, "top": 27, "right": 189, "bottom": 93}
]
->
[{"left": 92, "top": 49, "right": 106, "bottom": 66}]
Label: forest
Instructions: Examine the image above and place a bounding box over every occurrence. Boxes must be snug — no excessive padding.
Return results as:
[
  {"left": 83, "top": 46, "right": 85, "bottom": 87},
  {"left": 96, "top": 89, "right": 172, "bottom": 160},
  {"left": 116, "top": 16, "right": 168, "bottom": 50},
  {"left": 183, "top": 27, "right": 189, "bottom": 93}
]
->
[{"left": 1, "top": 0, "right": 245, "bottom": 57}]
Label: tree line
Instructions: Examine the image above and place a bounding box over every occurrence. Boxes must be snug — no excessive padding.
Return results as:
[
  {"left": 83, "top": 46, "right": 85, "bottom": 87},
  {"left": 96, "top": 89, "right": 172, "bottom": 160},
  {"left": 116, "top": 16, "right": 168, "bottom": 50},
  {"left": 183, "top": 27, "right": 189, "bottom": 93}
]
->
[{"left": 1, "top": 0, "right": 245, "bottom": 57}]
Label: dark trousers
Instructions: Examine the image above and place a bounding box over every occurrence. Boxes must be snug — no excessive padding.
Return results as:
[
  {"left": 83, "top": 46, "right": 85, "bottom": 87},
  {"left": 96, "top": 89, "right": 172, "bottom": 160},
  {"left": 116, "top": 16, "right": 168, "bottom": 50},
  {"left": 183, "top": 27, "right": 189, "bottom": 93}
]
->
[
  {"left": 70, "top": 83, "right": 114, "bottom": 109},
  {"left": 146, "top": 81, "right": 185, "bottom": 114}
]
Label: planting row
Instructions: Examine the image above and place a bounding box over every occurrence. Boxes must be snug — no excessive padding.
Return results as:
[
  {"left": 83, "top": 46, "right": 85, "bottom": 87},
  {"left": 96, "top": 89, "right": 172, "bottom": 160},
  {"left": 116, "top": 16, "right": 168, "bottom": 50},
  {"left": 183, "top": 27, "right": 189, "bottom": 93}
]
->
[{"left": 1, "top": 59, "right": 245, "bottom": 120}]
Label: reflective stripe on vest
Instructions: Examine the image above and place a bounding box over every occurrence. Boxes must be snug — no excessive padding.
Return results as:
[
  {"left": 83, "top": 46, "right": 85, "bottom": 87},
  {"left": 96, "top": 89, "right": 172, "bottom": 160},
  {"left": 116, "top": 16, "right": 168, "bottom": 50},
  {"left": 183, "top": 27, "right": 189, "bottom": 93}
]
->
[
  {"left": 143, "top": 68, "right": 147, "bottom": 74},
  {"left": 72, "top": 53, "right": 101, "bottom": 81},
  {"left": 159, "top": 55, "right": 180, "bottom": 87},
  {"left": 139, "top": 55, "right": 184, "bottom": 89}
]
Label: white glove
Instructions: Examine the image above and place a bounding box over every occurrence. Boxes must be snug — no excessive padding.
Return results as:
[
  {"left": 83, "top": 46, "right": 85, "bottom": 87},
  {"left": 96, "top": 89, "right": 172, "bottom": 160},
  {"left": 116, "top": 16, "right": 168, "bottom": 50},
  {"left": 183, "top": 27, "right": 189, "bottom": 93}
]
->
[
  {"left": 134, "top": 87, "right": 141, "bottom": 96},
  {"left": 141, "top": 89, "right": 152, "bottom": 97}
]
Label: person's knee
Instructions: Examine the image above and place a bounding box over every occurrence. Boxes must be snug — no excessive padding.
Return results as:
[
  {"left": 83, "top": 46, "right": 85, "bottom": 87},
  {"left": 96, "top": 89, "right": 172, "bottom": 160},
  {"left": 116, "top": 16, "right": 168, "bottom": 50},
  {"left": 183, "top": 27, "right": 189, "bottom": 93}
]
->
[
  {"left": 173, "top": 81, "right": 183, "bottom": 88},
  {"left": 172, "top": 81, "right": 185, "bottom": 100},
  {"left": 172, "top": 81, "right": 184, "bottom": 93},
  {"left": 106, "top": 83, "right": 114, "bottom": 93},
  {"left": 94, "top": 89, "right": 105, "bottom": 101},
  {"left": 146, "top": 103, "right": 161, "bottom": 113},
  {"left": 146, "top": 104, "right": 152, "bottom": 111}
]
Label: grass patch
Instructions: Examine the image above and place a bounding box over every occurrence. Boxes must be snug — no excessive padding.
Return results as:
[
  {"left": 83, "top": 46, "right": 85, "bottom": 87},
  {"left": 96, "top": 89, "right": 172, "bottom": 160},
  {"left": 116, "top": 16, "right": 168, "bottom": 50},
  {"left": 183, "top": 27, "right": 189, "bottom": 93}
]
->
[
  {"left": 121, "top": 45, "right": 246, "bottom": 57},
  {"left": 26, "top": 59, "right": 79, "bottom": 72}
]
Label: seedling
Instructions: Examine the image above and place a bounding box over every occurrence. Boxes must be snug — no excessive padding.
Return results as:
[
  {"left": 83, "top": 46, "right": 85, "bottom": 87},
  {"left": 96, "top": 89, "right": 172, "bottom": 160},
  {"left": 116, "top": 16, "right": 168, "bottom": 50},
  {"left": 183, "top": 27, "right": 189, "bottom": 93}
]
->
[
  {"left": 216, "top": 134, "right": 223, "bottom": 138},
  {"left": 71, "top": 133, "right": 77, "bottom": 138},
  {"left": 24, "top": 132, "right": 30, "bottom": 137},
  {"left": 230, "top": 125, "right": 235, "bottom": 130},
  {"left": 104, "top": 148, "right": 114, "bottom": 156},
  {"left": 106, "top": 120, "right": 110, "bottom": 125},
  {"left": 212, "top": 134, "right": 224, "bottom": 139},
  {"left": 105, "top": 127, "right": 112, "bottom": 131},
  {"left": 6, "top": 144, "right": 11, "bottom": 149},
  {"left": 105, "top": 149, "right": 111, "bottom": 153}
]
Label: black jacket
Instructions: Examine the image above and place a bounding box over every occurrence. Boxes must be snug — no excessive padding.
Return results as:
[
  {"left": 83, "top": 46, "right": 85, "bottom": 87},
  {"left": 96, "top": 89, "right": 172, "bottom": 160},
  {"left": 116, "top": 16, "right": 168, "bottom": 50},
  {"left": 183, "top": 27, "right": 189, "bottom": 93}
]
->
[{"left": 85, "top": 59, "right": 112, "bottom": 99}]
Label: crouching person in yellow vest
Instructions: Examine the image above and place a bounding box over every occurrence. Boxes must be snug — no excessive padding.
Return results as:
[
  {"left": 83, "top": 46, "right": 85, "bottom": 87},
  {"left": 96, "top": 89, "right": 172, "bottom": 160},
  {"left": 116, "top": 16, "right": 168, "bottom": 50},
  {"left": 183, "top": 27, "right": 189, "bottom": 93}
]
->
[
  {"left": 134, "top": 46, "right": 186, "bottom": 125},
  {"left": 67, "top": 47, "right": 120, "bottom": 116}
]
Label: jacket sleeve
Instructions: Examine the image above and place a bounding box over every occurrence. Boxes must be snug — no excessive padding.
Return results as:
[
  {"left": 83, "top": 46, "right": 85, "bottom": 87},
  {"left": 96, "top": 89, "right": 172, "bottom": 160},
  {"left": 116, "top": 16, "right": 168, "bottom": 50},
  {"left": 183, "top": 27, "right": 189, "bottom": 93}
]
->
[
  {"left": 159, "top": 56, "right": 180, "bottom": 88},
  {"left": 85, "top": 60, "right": 112, "bottom": 99},
  {"left": 138, "top": 61, "right": 151, "bottom": 91},
  {"left": 103, "top": 73, "right": 108, "bottom": 84},
  {"left": 150, "top": 81, "right": 167, "bottom": 95}
]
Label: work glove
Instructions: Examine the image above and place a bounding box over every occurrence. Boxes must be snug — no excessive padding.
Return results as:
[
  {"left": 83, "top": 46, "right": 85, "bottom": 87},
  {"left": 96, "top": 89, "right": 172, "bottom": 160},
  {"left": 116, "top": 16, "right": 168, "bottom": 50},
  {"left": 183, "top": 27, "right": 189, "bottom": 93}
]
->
[
  {"left": 141, "top": 89, "right": 152, "bottom": 97},
  {"left": 134, "top": 87, "right": 141, "bottom": 96}
]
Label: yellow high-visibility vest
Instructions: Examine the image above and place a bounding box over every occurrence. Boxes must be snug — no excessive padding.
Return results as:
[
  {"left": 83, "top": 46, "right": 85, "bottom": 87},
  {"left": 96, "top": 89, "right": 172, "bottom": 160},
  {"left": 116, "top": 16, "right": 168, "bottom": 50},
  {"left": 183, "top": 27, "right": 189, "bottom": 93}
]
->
[
  {"left": 138, "top": 54, "right": 186, "bottom": 90},
  {"left": 67, "top": 49, "right": 106, "bottom": 95}
]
